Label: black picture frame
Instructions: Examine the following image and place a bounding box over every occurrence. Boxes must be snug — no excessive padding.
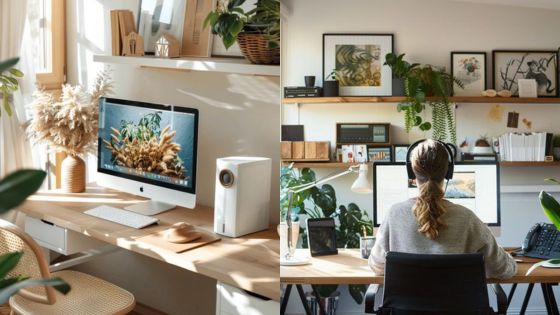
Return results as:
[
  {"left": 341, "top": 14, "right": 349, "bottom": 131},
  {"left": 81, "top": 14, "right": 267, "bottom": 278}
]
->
[
  {"left": 492, "top": 50, "right": 559, "bottom": 97},
  {"left": 393, "top": 144, "right": 409, "bottom": 163},
  {"left": 322, "top": 33, "right": 394, "bottom": 96},
  {"left": 306, "top": 218, "right": 338, "bottom": 257},
  {"left": 450, "top": 51, "right": 487, "bottom": 96},
  {"left": 368, "top": 146, "right": 392, "bottom": 163}
]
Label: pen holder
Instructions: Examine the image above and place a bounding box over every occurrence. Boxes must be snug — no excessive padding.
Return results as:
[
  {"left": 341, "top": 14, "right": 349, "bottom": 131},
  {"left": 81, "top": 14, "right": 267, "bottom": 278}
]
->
[{"left": 360, "top": 236, "right": 375, "bottom": 259}]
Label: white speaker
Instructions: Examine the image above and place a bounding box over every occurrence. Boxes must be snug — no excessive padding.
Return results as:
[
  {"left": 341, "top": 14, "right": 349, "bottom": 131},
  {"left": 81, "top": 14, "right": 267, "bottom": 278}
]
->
[{"left": 214, "top": 157, "right": 271, "bottom": 237}]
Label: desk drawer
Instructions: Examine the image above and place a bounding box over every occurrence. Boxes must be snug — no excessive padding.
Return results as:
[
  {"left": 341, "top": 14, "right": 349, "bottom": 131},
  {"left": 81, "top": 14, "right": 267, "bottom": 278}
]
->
[
  {"left": 216, "top": 282, "right": 279, "bottom": 315},
  {"left": 25, "top": 217, "right": 66, "bottom": 253}
]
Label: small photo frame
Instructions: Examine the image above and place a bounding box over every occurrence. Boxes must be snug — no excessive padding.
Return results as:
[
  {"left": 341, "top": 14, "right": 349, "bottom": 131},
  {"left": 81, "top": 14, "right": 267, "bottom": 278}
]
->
[
  {"left": 368, "top": 146, "right": 392, "bottom": 163},
  {"left": 493, "top": 50, "right": 558, "bottom": 97},
  {"left": 323, "top": 33, "right": 394, "bottom": 96},
  {"left": 138, "top": 0, "right": 187, "bottom": 54},
  {"left": 354, "top": 145, "right": 367, "bottom": 163},
  {"left": 307, "top": 218, "right": 338, "bottom": 257},
  {"left": 451, "top": 52, "right": 486, "bottom": 96},
  {"left": 393, "top": 144, "right": 409, "bottom": 162},
  {"left": 342, "top": 145, "right": 355, "bottom": 163}
]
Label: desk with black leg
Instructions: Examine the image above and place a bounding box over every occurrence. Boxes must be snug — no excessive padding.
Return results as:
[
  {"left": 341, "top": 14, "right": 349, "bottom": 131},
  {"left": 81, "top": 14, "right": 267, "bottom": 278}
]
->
[{"left": 280, "top": 249, "right": 560, "bottom": 315}]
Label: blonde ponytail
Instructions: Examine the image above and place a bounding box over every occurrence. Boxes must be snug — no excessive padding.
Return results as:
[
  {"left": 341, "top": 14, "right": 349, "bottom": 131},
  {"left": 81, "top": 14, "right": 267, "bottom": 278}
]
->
[{"left": 410, "top": 140, "right": 450, "bottom": 240}]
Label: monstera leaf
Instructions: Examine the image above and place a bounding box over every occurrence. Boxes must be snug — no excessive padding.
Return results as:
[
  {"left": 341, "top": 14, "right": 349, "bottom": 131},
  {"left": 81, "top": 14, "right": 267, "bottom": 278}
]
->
[{"left": 310, "top": 184, "right": 337, "bottom": 217}]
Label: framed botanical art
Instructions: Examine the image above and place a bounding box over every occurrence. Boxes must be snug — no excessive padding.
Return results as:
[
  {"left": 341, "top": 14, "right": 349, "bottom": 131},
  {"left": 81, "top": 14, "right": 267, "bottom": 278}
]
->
[
  {"left": 393, "top": 144, "right": 409, "bottom": 163},
  {"left": 493, "top": 50, "right": 558, "bottom": 97},
  {"left": 323, "top": 34, "right": 394, "bottom": 96},
  {"left": 451, "top": 52, "right": 486, "bottom": 96},
  {"left": 368, "top": 146, "right": 392, "bottom": 163}
]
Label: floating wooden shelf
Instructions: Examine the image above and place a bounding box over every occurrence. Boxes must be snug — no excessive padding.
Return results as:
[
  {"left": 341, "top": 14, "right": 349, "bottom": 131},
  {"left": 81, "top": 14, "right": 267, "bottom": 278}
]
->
[
  {"left": 282, "top": 96, "right": 560, "bottom": 104},
  {"left": 499, "top": 161, "right": 560, "bottom": 167},
  {"left": 282, "top": 161, "right": 560, "bottom": 169},
  {"left": 93, "top": 55, "right": 280, "bottom": 76}
]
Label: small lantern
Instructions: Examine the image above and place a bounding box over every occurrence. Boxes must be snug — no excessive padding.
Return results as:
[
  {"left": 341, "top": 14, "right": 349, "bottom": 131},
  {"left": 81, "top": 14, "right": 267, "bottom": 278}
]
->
[{"left": 155, "top": 34, "right": 180, "bottom": 58}]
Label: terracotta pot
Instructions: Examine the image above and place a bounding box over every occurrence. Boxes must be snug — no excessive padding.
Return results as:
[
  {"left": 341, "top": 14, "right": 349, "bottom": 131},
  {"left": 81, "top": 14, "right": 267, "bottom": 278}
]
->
[{"left": 61, "top": 155, "right": 85, "bottom": 193}]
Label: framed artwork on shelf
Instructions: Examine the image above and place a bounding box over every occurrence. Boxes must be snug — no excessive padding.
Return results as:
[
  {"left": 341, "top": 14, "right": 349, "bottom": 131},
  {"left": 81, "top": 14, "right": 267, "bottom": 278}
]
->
[
  {"left": 354, "top": 145, "right": 367, "bottom": 163},
  {"left": 393, "top": 144, "right": 409, "bottom": 162},
  {"left": 451, "top": 52, "right": 486, "bottom": 96},
  {"left": 368, "top": 146, "right": 392, "bottom": 163},
  {"left": 138, "top": 0, "right": 187, "bottom": 54},
  {"left": 323, "top": 33, "right": 394, "bottom": 96},
  {"left": 493, "top": 50, "right": 558, "bottom": 97}
]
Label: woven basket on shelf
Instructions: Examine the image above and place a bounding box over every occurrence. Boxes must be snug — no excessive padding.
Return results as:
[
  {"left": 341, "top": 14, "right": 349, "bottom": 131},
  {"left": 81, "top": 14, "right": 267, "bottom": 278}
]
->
[
  {"left": 237, "top": 32, "right": 280, "bottom": 65},
  {"left": 61, "top": 155, "right": 86, "bottom": 193}
]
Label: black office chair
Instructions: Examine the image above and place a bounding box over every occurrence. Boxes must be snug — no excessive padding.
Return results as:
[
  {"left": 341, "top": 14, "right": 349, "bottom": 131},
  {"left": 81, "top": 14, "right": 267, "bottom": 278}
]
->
[{"left": 365, "top": 252, "right": 508, "bottom": 315}]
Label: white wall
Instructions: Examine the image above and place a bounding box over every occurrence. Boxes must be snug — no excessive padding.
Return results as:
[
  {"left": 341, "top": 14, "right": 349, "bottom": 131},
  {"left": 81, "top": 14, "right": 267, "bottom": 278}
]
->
[
  {"left": 66, "top": 0, "right": 280, "bottom": 314},
  {"left": 282, "top": 0, "right": 560, "bottom": 313}
]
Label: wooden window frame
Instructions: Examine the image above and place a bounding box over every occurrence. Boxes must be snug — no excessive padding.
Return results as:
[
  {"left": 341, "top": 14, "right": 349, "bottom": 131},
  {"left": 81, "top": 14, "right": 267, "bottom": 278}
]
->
[{"left": 36, "top": 0, "right": 66, "bottom": 90}]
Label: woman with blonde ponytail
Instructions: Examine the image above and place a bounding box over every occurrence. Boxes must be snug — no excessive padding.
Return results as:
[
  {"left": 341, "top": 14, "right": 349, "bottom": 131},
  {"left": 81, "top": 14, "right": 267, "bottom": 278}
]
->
[{"left": 369, "top": 140, "right": 516, "bottom": 279}]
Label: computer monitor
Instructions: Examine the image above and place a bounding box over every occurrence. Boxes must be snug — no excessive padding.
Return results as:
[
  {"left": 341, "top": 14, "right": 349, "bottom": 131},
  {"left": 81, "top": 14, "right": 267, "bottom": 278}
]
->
[
  {"left": 97, "top": 97, "right": 199, "bottom": 215},
  {"left": 373, "top": 162, "right": 500, "bottom": 227}
]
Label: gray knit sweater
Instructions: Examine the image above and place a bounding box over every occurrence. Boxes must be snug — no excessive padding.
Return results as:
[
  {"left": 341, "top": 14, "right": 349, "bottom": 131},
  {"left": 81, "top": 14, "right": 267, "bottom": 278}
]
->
[{"left": 369, "top": 198, "right": 517, "bottom": 279}]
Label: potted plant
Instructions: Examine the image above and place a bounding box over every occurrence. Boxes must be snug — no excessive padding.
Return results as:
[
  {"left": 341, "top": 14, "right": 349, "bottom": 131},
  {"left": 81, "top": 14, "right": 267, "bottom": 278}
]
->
[
  {"left": 204, "top": 0, "right": 280, "bottom": 65},
  {"left": 384, "top": 53, "right": 464, "bottom": 143},
  {"left": 0, "top": 57, "right": 23, "bottom": 117},
  {"left": 553, "top": 136, "right": 560, "bottom": 160},
  {"left": 541, "top": 178, "right": 560, "bottom": 230},
  {"left": 323, "top": 70, "right": 339, "bottom": 97},
  {"left": 27, "top": 70, "right": 113, "bottom": 193}
]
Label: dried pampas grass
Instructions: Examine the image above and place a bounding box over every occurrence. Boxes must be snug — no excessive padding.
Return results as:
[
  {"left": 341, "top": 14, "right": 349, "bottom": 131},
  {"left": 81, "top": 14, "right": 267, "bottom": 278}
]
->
[{"left": 27, "top": 70, "right": 113, "bottom": 156}]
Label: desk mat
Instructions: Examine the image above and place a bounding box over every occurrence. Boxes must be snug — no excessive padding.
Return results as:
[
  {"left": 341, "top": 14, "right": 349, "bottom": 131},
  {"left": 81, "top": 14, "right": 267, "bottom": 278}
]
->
[{"left": 137, "top": 229, "right": 221, "bottom": 253}]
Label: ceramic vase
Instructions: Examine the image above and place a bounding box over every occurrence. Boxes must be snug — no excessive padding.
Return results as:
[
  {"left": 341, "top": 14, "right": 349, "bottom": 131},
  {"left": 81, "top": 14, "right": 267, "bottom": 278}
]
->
[{"left": 61, "top": 155, "right": 86, "bottom": 193}]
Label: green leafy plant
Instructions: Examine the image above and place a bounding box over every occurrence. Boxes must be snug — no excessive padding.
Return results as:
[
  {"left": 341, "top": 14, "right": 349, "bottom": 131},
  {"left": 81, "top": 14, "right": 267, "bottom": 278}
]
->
[
  {"left": 0, "top": 169, "right": 71, "bottom": 303},
  {"left": 0, "top": 57, "right": 23, "bottom": 117},
  {"left": 384, "top": 53, "right": 464, "bottom": 143},
  {"left": 204, "top": 0, "right": 280, "bottom": 49},
  {"left": 280, "top": 165, "right": 372, "bottom": 304},
  {"left": 325, "top": 69, "right": 340, "bottom": 81},
  {"left": 540, "top": 178, "right": 560, "bottom": 230}
]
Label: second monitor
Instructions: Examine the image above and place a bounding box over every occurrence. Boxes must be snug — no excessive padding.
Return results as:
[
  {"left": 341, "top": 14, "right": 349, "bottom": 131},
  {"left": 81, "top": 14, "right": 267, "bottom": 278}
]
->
[{"left": 374, "top": 162, "right": 500, "bottom": 227}]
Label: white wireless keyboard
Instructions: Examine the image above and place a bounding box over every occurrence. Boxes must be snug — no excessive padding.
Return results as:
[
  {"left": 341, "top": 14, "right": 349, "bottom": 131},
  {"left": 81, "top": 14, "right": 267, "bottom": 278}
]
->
[{"left": 85, "top": 206, "right": 159, "bottom": 229}]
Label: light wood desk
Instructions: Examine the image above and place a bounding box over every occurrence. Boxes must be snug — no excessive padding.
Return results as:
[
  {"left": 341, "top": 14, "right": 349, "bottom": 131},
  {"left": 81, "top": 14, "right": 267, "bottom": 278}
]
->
[
  {"left": 16, "top": 187, "right": 280, "bottom": 301},
  {"left": 281, "top": 249, "right": 560, "bottom": 315}
]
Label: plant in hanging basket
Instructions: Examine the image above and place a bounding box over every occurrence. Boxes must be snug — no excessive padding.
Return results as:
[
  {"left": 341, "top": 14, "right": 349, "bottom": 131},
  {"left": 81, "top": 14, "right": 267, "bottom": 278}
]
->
[
  {"left": 204, "top": 0, "right": 280, "bottom": 64},
  {"left": 27, "top": 70, "right": 113, "bottom": 192}
]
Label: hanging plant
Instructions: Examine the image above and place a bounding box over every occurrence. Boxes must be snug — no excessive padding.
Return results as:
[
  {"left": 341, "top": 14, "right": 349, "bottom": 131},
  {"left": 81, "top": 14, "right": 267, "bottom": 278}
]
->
[{"left": 385, "top": 53, "right": 463, "bottom": 143}]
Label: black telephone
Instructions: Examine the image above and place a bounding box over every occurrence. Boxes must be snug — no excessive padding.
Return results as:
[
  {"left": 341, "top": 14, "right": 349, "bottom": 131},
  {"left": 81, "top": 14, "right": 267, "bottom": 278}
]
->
[{"left": 521, "top": 223, "right": 560, "bottom": 259}]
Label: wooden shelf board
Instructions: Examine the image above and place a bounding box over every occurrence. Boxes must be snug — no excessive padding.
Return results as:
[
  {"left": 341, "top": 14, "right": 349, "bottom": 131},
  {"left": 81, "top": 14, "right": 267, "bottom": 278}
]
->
[
  {"left": 93, "top": 55, "right": 280, "bottom": 76},
  {"left": 283, "top": 161, "right": 560, "bottom": 169},
  {"left": 282, "top": 96, "right": 560, "bottom": 104},
  {"left": 499, "top": 161, "right": 560, "bottom": 167}
]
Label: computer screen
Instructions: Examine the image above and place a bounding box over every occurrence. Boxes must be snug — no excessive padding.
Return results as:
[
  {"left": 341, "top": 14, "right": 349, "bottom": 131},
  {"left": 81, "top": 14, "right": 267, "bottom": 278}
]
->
[
  {"left": 97, "top": 98, "right": 198, "bottom": 195},
  {"left": 373, "top": 162, "right": 500, "bottom": 227}
]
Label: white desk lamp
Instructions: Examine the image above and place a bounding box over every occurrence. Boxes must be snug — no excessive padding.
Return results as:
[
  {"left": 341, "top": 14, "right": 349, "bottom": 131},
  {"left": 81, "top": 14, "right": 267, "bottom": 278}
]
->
[{"left": 281, "top": 163, "right": 373, "bottom": 266}]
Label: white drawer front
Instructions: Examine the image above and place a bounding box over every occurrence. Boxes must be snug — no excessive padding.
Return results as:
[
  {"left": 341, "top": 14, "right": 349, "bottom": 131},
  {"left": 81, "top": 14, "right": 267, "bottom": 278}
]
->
[
  {"left": 216, "top": 282, "right": 279, "bottom": 315},
  {"left": 25, "top": 217, "right": 66, "bottom": 253}
]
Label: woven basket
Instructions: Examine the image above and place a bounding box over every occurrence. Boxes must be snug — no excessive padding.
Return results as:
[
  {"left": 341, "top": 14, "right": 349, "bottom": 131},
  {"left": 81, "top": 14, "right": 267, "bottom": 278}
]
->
[
  {"left": 237, "top": 32, "right": 280, "bottom": 65},
  {"left": 61, "top": 155, "right": 86, "bottom": 193}
]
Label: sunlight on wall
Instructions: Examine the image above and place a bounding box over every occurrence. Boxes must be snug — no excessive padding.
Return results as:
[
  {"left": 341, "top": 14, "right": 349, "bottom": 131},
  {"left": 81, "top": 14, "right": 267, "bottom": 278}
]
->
[
  {"left": 84, "top": 0, "right": 105, "bottom": 51},
  {"left": 227, "top": 74, "right": 280, "bottom": 108}
]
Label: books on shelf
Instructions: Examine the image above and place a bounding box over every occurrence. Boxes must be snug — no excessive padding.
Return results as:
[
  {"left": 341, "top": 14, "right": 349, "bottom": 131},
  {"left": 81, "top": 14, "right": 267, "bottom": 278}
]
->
[
  {"left": 497, "top": 132, "right": 553, "bottom": 161},
  {"left": 110, "top": 10, "right": 136, "bottom": 56}
]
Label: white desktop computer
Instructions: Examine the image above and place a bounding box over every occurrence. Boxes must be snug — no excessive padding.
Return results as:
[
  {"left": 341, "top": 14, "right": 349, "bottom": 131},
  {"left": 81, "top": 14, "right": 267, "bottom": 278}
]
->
[
  {"left": 374, "top": 162, "right": 500, "bottom": 229},
  {"left": 96, "top": 97, "right": 199, "bottom": 215}
]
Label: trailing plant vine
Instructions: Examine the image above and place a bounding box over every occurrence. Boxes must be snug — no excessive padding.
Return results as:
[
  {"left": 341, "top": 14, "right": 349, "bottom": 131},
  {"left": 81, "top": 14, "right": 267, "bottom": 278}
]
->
[{"left": 385, "top": 53, "right": 463, "bottom": 143}]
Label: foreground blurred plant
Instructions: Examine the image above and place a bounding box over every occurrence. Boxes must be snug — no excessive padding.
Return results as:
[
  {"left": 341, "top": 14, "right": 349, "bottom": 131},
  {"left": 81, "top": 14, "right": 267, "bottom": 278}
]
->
[
  {"left": 27, "top": 70, "right": 113, "bottom": 156},
  {"left": 540, "top": 178, "right": 560, "bottom": 230},
  {"left": 0, "top": 169, "right": 70, "bottom": 303}
]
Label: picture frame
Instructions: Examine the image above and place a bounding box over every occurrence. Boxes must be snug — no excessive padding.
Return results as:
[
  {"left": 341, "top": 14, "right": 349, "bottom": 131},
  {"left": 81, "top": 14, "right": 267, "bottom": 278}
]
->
[
  {"left": 393, "top": 144, "right": 409, "bottom": 162},
  {"left": 138, "top": 0, "right": 187, "bottom": 54},
  {"left": 493, "top": 50, "right": 558, "bottom": 97},
  {"left": 368, "top": 146, "right": 392, "bottom": 163},
  {"left": 354, "top": 144, "right": 367, "bottom": 163},
  {"left": 323, "top": 34, "right": 394, "bottom": 96},
  {"left": 451, "top": 52, "right": 486, "bottom": 96}
]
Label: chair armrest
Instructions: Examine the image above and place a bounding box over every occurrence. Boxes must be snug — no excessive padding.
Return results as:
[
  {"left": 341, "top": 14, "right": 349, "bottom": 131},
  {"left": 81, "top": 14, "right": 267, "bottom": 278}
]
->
[
  {"left": 364, "top": 284, "right": 379, "bottom": 314},
  {"left": 491, "top": 284, "right": 508, "bottom": 315}
]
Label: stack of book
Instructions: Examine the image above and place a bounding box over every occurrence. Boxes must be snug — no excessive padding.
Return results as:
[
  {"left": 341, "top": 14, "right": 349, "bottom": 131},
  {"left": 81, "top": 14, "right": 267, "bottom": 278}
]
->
[
  {"left": 110, "top": 10, "right": 136, "bottom": 56},
  {"left": 497, "top": 132, "right": 553, "bottom": 161},
  {"left": 284, "top": 86, "right": 322, "bottom": 98}
]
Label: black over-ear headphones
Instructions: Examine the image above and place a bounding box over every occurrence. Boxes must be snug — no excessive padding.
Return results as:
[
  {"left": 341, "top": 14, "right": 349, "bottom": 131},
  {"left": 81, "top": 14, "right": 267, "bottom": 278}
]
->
[{"left": 406, "top": 139, "right": 455, "bottom": 181}]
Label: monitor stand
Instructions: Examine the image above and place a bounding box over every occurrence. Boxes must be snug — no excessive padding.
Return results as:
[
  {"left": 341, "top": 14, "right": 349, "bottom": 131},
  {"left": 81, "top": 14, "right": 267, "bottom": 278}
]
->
[{"left": 124, "top": 200, "right": 176, "bottom": 216}]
